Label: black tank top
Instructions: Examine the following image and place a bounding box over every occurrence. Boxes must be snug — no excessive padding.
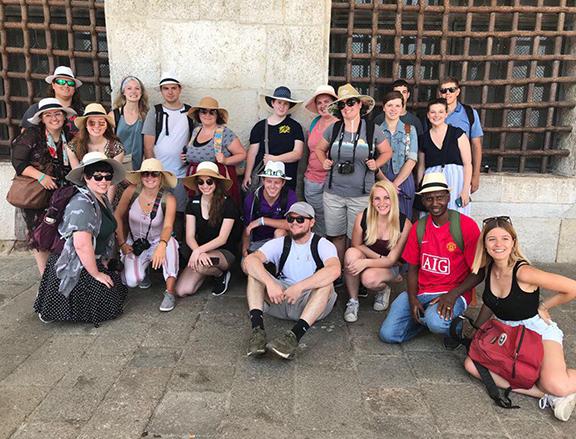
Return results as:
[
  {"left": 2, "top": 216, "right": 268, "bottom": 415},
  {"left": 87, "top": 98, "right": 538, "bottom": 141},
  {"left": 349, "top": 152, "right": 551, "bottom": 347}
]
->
[
  {"left": 482, "top": 260, "right": 539, "bottom": 321},
  {"left": 418, "top": 124, "right": 465, "bottom": 168}
]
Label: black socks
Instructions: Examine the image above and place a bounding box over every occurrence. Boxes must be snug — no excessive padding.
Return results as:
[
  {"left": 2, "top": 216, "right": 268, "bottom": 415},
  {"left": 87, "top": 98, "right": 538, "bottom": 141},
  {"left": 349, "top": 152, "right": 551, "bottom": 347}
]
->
[
  {"left": 249, "top": 309, "right": 264, "bottom": 330},
  {"left": 291, "top": 319, "right": 310, "bottom": 342}
]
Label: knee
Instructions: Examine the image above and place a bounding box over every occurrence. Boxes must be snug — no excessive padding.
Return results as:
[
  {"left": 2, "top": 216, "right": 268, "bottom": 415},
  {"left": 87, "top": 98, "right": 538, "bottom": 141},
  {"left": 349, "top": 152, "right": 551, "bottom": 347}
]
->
[
  {"left": 464, "top": 357, "right": 478, "bottom": 377},
  {"left": 122, "top": 268, "right": 139, "bottom": 288},
  {"left": 344, "top": 248, "right": 361, "bottom": 265},
  {"left": 379, "top": 320, "right": 401, "bottom": 344},
  {"left": 274, "top": 228, "right": 287, "bottom": 238},
  {"left": 361, "top": 271, "right": 383, "bottom": 290},
  {"left": 540, "top": 375, "right": 572, "bottom": 397},
  {"left": 424, "top": 312, "right": 450, "bottom": 335}
]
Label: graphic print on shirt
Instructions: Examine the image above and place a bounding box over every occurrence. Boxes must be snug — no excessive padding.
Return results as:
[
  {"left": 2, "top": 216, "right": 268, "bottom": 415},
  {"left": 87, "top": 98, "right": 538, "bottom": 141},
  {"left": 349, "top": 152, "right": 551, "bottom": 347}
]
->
[{"left": 421, "top": 253, "right": 450, "bottom": 275}]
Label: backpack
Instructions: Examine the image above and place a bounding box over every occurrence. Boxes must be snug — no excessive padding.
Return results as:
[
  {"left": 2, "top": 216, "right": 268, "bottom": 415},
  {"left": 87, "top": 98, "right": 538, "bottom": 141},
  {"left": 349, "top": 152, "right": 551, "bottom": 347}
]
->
[
  {"left": 276, "top": 234, "right": 324, "bottom": 279},
  {"left": 31, "top": 185, "right": 79, "bottom": 253},
  {"left": 416, "top": 209, "right": 464, "bottom": 252},
  {"left": 154, "top": 103, "right": 195, "bottom": 142},
  {"left": 249, "top": 185, "right": 290, "bottom": 224},
  {"left": 112, "top": 106, "right": 123, "bottom": 134}
]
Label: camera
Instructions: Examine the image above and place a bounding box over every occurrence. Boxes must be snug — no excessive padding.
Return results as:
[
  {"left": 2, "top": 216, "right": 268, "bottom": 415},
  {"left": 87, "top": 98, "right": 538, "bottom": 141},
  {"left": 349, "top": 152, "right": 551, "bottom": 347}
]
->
[
  {"left": 132, "top": 238, "right": 151, "bottom": 256},
  {"left": 337, "top": 161, "right": 355, "bottom": 175}
]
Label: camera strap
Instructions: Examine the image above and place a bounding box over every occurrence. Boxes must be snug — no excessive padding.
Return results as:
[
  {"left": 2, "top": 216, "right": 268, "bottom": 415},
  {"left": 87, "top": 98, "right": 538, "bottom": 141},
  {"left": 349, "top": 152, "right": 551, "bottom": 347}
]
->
[
  {"left": 328, "top": 120, "right": 361, "bottom": 189},
  {"left": 130, "top": 189, "right": 165, "bottom": 242}
]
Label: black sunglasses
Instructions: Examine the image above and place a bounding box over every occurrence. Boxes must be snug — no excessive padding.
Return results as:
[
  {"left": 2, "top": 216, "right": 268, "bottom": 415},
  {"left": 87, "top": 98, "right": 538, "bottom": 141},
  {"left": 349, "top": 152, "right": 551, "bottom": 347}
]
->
[
  {"left": 483, "top": 216, "right": 512, "bottom": 226},
  {"left": 197, "top": 178, "right": 214, "bottom": 186},
  {"left": 53, "top": 78, "right": 76, "bottom": 87},
  {"left": 439, "top": 86, "right": 458, "bottom": 94},
  {"left": 89, "top": 173, "right": 113, "bottom": 182},
  {"left": 286, "top": 215, "right": 311, "bottom": 224},
  {"left": 142, "top": 171, "right": 160, "bottom": 178},
  {"left": 199, "top": 108, "right": 218, "bottom": 115},
  {"left": 336, "top": 98, "right": 360, "bottom": 110}
]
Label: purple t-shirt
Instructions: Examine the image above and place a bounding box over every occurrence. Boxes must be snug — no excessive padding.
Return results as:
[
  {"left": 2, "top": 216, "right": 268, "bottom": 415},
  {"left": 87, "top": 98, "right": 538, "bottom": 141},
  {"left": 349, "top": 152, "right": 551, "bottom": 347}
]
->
[{"left": 243, "top": 187, "right": 297, "bottom": 242}]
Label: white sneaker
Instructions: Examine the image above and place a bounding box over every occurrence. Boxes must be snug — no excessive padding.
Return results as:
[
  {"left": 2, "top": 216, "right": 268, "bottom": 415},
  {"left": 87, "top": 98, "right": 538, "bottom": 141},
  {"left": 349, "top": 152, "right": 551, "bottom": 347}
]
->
[
  {"left": 539, "top": 393, "right": 576, "bottom": 421},
  {"left": 159, "top": 291, "right": 176, "bottom": 312},
  {"left": 373, "top": 286, "right": 391, "bottom": 311},
  {"left": 344, "top": 299, "right": 359, "bottom": 323}
]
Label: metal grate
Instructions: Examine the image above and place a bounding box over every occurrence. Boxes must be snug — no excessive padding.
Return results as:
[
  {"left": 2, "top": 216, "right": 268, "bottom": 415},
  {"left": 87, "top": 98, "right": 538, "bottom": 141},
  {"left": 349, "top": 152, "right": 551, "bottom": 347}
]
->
[
  {"left": 329, "top": 0, "right": 576, "bottom": 173},
  {"left": 0, "top": 0, "right": 109, "bottom": 157}
]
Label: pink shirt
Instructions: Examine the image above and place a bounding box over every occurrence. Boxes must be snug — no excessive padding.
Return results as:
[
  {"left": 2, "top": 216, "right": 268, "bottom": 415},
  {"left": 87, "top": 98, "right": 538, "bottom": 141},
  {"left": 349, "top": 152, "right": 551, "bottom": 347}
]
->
[{"left": 305, "top": 119, "right": 330, "bottom": 183}]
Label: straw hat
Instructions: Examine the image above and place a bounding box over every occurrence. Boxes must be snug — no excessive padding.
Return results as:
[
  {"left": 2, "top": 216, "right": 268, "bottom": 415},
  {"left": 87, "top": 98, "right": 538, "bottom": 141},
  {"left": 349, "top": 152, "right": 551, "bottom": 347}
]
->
[
  {"left": 305, "top": 85, "right": 338, "bottom": 114},
  {"left": 156, "top": 72, "right": 181, "bottom": 90},
  {"left": 327, "top": 83, "right": 376, "bottom": 116},
  {"left": 415, "top": 172, "right": 452, "bottom": 195},
  {"left": 66, "top": 151, "right": 126, "bottom": 186},
  {"left": 261, "top": 86, "right": 302, "bottom": 111},
  {"left": 182, "top": 161, "right": 232, "bottom": 191},
  {"left": 45, "top": 66, "right": 82, "bottom": 87},
  {"left": 27, "top": 98, "right": 77, "bottom": 125},
  {"left": 257, "top": 161, "right": 292, "bottom": 180},
  {"left": 188, "top": 96, "right": 229, "bottom": 124},
  {"left": 126, "top": 158, "right": 177, "bottom": 188},
  {"left": 74, "top": 103, "right": 115, "bottom": 130}
]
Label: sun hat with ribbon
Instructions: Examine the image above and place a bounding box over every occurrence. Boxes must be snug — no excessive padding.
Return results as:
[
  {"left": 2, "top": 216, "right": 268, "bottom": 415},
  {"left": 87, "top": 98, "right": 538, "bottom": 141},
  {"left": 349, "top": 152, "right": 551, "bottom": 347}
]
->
[
  {"left": 305, "top": 85, "right": 338, "bottom": 114},
  {"left": 66, "top": 151, "right": 126, "bottom": 186},
  {"left": 187, "top": 96, "right": 229, "bottom": 124},
  {"left": 157, "top": 72, "right": 181, "bottom": 89},
  {"left": 45, "top": 66, "right": 82, "bottom": 87},
  {"left": 327, "top": 83, "right": 376, "bottom": 116},
  {"left": 415, "top": 172, "right": 452, "bottom": 195},
  {"left": 182, "top": 161, "right": 232, "bottom": 191},
  {"left": 262, "top": 86, "right": 302, "bottom": 111},
  {"left": 126, "top": 158, "right": 177, "bottom": 188},
  {"left": 257, "top": 161, "right": 292, "bottom": 180},
  {"left": 74, "top": 103, "right": 115, "bottom": 130},
  {"left": 27, "top": 98, "right": 77, "bottom": 125}
]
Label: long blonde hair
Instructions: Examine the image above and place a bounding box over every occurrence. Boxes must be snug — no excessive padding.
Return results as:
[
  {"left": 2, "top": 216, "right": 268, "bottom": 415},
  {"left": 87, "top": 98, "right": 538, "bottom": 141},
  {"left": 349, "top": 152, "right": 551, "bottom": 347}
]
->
[
  {"left": 112, "top": 76, "right": 149, "bottom": 120},
  {"left": 471, "top": 218, "right": 529, "bottom": 274},
  {"left": 364, "top": 179, "right": 401, "bottom": 250}
]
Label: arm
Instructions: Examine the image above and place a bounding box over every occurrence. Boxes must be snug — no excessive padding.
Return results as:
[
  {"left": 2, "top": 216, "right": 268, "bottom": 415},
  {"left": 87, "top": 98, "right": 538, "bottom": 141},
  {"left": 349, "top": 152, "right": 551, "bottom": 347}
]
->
[
  {"left": 473, "top": 304, "right": 494, "bottom": 328},
  {"left": 290, "top": 257, "right": 341, "bottom": 295},
  {"left": 143, "top": 134, "right": 155, "bottom": 159},
  {"left": 221, "top": 137, "right": 247, "bottom": 166},
  {"left": 457, "top": 134, "right": 473, "bottom": 206},
  {"left": 392, "top": 159, "right": 416, "bottom": 188},
  {"left": 267, "top": 139, "right": 304, "bottom": 164},
  {"left": 151, "top": 193, "right": 177, "bottom": 269},
  {"left": 73, "top": 230, "right": 113, "bottom": 287},
  {"left": 518, "top": 265, "right": 576, "bottom": 312},
  {"left": 470, "top": 136, "right": 483, "bottom": 193},
  {"left": 114, "top": 184, "right": 135, "bottom": 255},
  {"left": 242, "top": 142, "right": 260, "bottom": 189},
  {"left": 373, "top": 138, "right": 393, "bottom": 168},
  {"left": 195, "top": 218, "right": 235, "bottom": 254},
  {"left": 431, "top": 268, "right": 486, "bottom": 320},
  {"left": 67, "top": 146, "right": 81, "bottom": 169},
  {"left": 243, "top": 250, "right": 285, "bottom": 303},
  {"left": 416, "top": 151, "right": 426, "bottom": 184}
]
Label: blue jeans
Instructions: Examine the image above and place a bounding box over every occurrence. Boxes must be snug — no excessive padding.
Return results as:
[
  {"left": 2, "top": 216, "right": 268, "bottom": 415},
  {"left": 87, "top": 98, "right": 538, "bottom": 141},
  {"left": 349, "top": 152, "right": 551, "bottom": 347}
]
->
[{"left": 379, "top": 291, "right": 467, "bottom": 344}]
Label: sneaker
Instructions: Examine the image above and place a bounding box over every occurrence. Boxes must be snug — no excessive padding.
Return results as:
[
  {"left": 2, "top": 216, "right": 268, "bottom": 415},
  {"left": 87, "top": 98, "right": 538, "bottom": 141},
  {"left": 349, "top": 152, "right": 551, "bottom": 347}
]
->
[
  {"left": 334, "top": 276, "right": 344, "bottom": 288},
  {"left": 38, "top": 313, "right": 53, "bottom": 323},
  {"left": 159, "top": 291, "right": 176, "bottom": 312},
  {"left": 344, "top": 299, "right": 359, "bottom": 323},
  {"left": 267, "top": 330, "right": 298, "bottom": 360},
  {"left": 247, "top": 327, "right": 267, "bottom": 357},
  {"left": 539, "top": 393, "right": 576, "bottom": 421},
  {"left": 211, "top": 271, "right": 231, "bottom": 296},
  {"left": 138, "top": 275, "right": 152, "bottom": 289},
  {"left": 358, "top": 285, "right": 368, "bottom": 298},
  {"left": 373, "top": 286, "right": 391, "bottom": 311}
]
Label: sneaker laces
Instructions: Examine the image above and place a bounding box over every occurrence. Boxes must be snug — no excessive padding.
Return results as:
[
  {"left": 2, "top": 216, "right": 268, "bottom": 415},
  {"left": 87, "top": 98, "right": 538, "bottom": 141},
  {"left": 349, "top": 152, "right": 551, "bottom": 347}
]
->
[
  {"left": 346, "top": 299, "right": 359, "bottom": 313},
  {"left": 539, "top": 394, "right": 552, "bottom": 410}
]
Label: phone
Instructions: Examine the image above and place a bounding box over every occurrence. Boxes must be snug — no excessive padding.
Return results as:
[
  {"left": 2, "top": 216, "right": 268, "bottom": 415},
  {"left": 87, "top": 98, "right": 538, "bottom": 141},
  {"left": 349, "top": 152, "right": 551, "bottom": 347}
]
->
[
  {"left": 210, "top": 256, "right": 220, "bottom": 265},
  {"left": 455, "top": 197, "right": 463, "bottom": 208}
]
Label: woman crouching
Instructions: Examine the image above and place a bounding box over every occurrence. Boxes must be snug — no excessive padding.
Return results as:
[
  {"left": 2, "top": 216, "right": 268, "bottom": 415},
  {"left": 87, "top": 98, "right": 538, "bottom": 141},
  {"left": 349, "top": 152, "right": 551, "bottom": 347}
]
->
[{"left": 34, "top": 152, "right": 127, "bottom": 325}]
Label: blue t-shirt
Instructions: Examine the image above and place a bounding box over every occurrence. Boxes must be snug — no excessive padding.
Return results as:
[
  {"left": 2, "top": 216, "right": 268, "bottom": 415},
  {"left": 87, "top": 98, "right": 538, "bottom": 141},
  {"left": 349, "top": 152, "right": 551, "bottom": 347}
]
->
[{"left": 446, "top": 102, "right": 483, "bottom": 139}]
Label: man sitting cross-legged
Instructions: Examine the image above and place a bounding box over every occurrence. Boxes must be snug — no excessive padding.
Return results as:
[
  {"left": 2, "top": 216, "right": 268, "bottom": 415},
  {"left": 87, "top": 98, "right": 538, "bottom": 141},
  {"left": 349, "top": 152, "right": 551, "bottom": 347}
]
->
[{"left": 244, "top": 202, "right": 341, "bottom": 360}]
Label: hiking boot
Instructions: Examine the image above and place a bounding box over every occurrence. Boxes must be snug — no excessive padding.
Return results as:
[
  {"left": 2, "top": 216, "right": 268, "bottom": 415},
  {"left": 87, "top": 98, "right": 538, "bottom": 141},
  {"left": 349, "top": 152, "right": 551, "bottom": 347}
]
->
[
  {"left": 211, "top": 271, "right": 231, "bottom": 296},
  {"left": 159, "top": 291, "right": 176, "bottom": 312},
  {"left": 344, "top": 299, "right": 359, "bottom": 323},
  {"left": 247, "top": 327, "right": 267, "bottom": 357},
  {"left": 139, "top": 274, "right": 152, "bottom": 289},
  {"left": 267, "top": 330, "right": 298, "bottom": 360},
  {"left": 373, "top": 286, "right": 391, "bottom": 311},
  {"left": 539, "top": 393, "right": 576, "bottom": 421}
]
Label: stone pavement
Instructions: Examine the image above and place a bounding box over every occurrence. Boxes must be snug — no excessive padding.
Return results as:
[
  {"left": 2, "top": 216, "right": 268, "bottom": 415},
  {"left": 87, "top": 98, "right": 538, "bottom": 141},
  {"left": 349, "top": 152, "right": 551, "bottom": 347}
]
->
[{"left": 1, "top": 254, "right": 575, "bottom": 439}]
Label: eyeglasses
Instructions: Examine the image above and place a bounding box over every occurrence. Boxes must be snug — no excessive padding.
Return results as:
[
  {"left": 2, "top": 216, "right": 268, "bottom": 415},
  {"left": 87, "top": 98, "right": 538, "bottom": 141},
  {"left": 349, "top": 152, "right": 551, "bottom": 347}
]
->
[
  {"left": 261, "top": 169, "right": 286, "bottom": 178},
  {"left": 439, "top": 87, "right": 458, "bottom": 94},
  {"left": 483, "top": 216, "right": 512, "bottom": 226},
  {"left": 142, "top": 171, "right": 160, "bottom": 178},
  {"left": 87, "top": 120, "right": 107, "bottom": 128},
  {"left": 89, "top": 173, "right": 113, "bottom": 181},
  {"left": 42, "top": 111, "right": 64, "bottom": 120},
  {"left": 196, "top": 178, "right": 214, "bottom": 186},
  {"left": 53, "top": 78, "right": 76, "bottom": 87},
  {"left": 336, "top": 98, "right": 360, "bottom": 110},
  {"left": 286, "top": 215, "right": 311, "bottom": 224},
  {"left": 199, "top": 109, "right": 218, "bottom": 116}
]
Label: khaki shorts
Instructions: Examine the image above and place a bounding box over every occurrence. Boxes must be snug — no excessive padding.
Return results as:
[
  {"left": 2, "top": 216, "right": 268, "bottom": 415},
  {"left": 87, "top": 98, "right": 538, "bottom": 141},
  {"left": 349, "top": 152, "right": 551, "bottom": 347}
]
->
[
  {"left": 323, "top": 191, "right": 369, "bottom": 239},
  {"left": 263, "top": 278, "right": 337, "bottom": 322}
]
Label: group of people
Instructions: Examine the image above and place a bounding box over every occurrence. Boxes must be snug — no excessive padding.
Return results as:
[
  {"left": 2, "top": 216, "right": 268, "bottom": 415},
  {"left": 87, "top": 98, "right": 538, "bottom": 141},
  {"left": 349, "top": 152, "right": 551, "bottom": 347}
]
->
[{"left": 9, "top": 66, "right": 576, "bottom": 422}]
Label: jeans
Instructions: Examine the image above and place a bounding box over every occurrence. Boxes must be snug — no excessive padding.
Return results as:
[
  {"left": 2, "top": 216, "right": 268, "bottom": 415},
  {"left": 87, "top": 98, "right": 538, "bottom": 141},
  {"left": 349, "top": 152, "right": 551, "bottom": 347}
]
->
[{"left": 379, "top": 291, "right": 467, "bottom": 344}]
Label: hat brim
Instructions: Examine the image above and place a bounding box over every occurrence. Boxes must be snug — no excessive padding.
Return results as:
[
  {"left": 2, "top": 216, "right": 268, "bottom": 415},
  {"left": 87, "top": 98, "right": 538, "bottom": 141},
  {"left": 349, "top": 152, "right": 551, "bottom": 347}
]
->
[
  {"left": 126, "top": 170, "right": 177, "bottom": 188},
  {"left": 262, "top": 95, "right": 302, "bottom": 111},
  {"left": 45, "top": 74, "right": 82, "bottom": 88},
  {"left": 257, "top": 172, "right": 292, "bottom": 181},
  {"left": 187, "top": 107, "right": 229, "bottom": 124},
  {"left": 74, "top": 113, "right": 116, "bottom": 130},
  {"left": 182, "top": 170, "right": 232, "bottom": 192},
  {"left": 66, "top": 157, "right": 126, "bottom": 186},
  {"left": 27, "top": 106, "right": 77, "bottom": 125},
  {"left": 415, "top": 184, "right": 452, "bottom": 195},
  {"left": 304, "top": 91, "right": 338, "bottom": 114},
  {"left": 327, "top": 95, "right": 376, "bottom": 116}
]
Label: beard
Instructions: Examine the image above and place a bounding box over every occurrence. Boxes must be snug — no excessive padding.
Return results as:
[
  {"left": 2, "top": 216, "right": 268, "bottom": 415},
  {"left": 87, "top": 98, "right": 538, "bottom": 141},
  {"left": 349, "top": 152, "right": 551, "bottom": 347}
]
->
[{"left": 290, "top": 230, "right": 308, "bottom": 240}]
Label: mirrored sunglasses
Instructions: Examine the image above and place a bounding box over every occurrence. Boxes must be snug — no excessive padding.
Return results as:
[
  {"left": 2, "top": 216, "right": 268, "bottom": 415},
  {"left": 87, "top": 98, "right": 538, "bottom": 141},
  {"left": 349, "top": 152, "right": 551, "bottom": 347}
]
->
[
  {"left": 53, "top": 78, "right": 76, "bottom": 87},
  {"left": 261, "top": 169, "right": 286, "bottom": 178}
]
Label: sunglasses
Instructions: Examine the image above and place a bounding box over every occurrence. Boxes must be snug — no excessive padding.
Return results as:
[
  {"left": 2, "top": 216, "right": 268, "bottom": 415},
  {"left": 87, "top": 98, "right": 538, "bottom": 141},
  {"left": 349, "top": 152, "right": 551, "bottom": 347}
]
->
[
  {"left": 286, "top": 215, "right": 311, "bottom": 224},
  {"left": 89, "top": 173, "right": 113, "bottom": 182},
  {"left": 142, "top": 171, "right": 160, "bottom": 178},
  {"left": 261, "top": 169, "right": 286, "bottom": 178},
  {"left": 196, "top": 178, "right": 214, "bottom": 186},
  {"left": 53, "top": 78, "right": 76, "bottom": 87},
  {"left": 199, "top": 109, "right": 218, "bottom": 115},
  {"left": 483, "top": 216, "right": 512, "bottom": 226},
  {"left": 87, "top": 120, "right": 107, "bottom": 128},
  {"left": 439, "top": 87, "right": 458, "bottom": 94},
  {"left": 336, "top": 98, "right": 360, "bottom": 110}
]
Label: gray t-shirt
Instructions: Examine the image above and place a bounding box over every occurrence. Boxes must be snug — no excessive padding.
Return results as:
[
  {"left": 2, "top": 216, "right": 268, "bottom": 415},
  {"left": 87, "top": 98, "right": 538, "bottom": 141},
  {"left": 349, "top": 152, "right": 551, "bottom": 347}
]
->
[
  {"left": 185, "top": 126, "right": 237, "bottom": 163},
  {"left": 322, "top": 120, "right": 387, "bottom": 198}
]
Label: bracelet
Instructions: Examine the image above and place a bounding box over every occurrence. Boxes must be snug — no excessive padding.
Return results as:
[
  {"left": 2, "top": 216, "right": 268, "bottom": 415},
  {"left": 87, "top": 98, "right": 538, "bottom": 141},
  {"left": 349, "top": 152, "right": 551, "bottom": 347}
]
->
[
  {"left": 260, "top": 217, "right": 265, "bottom": 226},
  {"left": 539, "top": 302, "right": 548, "bottom": 311},
  {"left": 160, "top": 239, "right": 168, "bottom": 245},
  {"left": 37, "top": 173, "right": 45, "bottom": 183}
]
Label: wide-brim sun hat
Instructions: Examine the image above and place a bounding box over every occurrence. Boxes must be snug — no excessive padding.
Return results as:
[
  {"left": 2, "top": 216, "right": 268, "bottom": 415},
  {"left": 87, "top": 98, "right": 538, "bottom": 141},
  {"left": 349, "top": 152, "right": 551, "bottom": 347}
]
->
[
  {"left": 74, "top": 103, "right": 115, "bottom": 130},
  {"left": 415, "top": 172, "right": 452, "bottom": 195},
  {"left": 27, "top": 98, "right": 77, "bottom": 125},
  {"left": 45, "top": 65, "right": 82, "bottom": 87},
  {"left": 262, "top": 86, "right": 302, "bottom": 111},
  {"left": 257, "top": 160, "right": 292, "bottom": 180},
  {"left": 182, "top": 161, "right": 232, "bottom": 191},
  {"left": 66, "top": 151, "right": 126, "bottom": 186},
  {"left": 305, "top": 85, "right": 338, "bottom": 114},
  {"left": 188, "top": 96, "right": 229, "bottom": 124},
  {"left": 126, "top": 158, "right": 177, "bottom": 188},
  {"left": 327, "top": 83, "right": 376, "bottom": 116}
]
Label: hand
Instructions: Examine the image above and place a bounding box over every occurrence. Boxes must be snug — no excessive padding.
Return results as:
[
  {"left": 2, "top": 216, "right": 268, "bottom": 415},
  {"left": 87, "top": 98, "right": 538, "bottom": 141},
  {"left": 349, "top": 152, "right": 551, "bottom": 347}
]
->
[
  {"left": 189, "top": 249, "right": 200, "bottom": 270},
  {"left": 409, "top": 294, "right": 425, "bottom": 323},
  {"left": 120, "top": 243, "right": 133, "bottom": 255},
  {"left": 198, "top": 252, "right": 213, "bottom": 267},
  {"left": 263, "top": 154, "right": 275, "bottom": 164},
  {"left": 180, "top": 152, "right": 188, "bottom": 164},
  {"left": 365, "top": 159, "right": 378, "bottom": 171},
  {"left": 346, "top": 259, "right": 368, "bottom": 277},
  {"left": 242, "top": 175, "right": 251, "bottom": 191},
  {"left": 40, "top": 174, "right": 58, "bottom": 190},
  {"left": 538, "top": 304, "right": 552, "bottom": 324},
  {"left": 93, "top": 271, "right": 113, "bottom": 288},
  {"left": 267, "top": 281, "right": 285, "bottom": 305},
  {"left": 471, "top": 173, "right": 480, "bottom": 194},
  {"left": 215, "top": 152, "right": 225, "bottom": 164},
  {"left": 151, "top": 243, "right": 166, "bottom": 270},
  {"left": 460, "top": 191, "right": 470, "bottom": 207},
  {"left": 430, "top": 291, "right": 458, "bottom": 321},
  {"left": 322, "top": 159, "right": 334, "bottom": 171},
  {"left": 284, "top": 284, "right": 304, "bottom": 305}
]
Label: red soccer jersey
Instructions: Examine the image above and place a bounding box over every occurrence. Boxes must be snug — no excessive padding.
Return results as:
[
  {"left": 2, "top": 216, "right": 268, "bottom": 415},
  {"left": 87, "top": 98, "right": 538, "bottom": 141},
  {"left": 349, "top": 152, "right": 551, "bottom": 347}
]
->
[{"left": 402, "top": 213, "right": 480, "bottom": 304}]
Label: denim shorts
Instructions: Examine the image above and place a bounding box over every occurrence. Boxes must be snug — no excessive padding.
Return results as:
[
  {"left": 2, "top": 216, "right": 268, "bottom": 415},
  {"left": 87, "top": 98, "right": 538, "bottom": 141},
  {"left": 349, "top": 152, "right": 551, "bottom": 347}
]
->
[{"left": 497, "top": 314, "right": 564, "bottom": 345}]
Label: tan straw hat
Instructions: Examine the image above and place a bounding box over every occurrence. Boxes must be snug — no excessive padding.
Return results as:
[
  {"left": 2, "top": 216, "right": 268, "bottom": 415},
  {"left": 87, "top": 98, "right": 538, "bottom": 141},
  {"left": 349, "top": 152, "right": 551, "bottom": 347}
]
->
[
  {"left": 182, "top": 161, "right": 232, "bottom": 191},
  {"left": 415, "top": 172, "right": 452, "bottom": 195},
  {"left": 327, "top": 83, "right": 376, "bottom": 116},
  {"left": 66, "top": 151, "right": 126, "bottom": 186},
  {"left": 305, "top": 85, "right": 338, "bottom": 114},
  {"left": 126, "top": 158, "right": 177, "bottom": 188},
  {"left": 187, "top": 96, "right": 229, "bottom": 124},
  {"left": 74, "top": 103, "right": 115, "bottom": 130}
]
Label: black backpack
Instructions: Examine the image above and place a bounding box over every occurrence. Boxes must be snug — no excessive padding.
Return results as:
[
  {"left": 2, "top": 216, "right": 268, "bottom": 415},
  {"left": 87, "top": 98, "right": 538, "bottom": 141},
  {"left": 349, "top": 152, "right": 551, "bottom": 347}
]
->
[
  {"left": 112, "top": 106, "right": 123, "bottom": 134},
  {"left": 276, "top": 234, "right": 324, "bottom": 278},
  {"left": 154, "top": 103, "right": 195, "bottom": 142}
]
